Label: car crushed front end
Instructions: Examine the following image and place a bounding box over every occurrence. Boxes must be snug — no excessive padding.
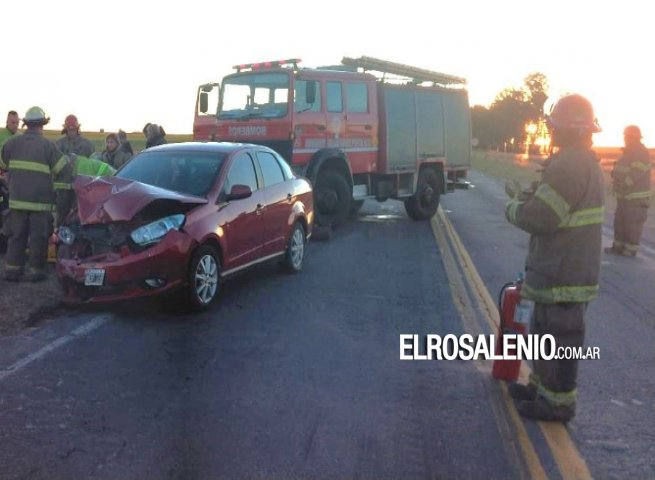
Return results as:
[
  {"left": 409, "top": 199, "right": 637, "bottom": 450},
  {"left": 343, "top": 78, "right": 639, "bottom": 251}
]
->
[{"left": 56, "top": 175, "right": 206, "bottom": 303}]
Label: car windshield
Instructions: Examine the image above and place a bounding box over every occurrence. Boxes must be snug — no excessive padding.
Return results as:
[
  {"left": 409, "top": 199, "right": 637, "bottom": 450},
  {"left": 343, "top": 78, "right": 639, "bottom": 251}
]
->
[
  {"left": 116, "top": 150, "right": 227, "bottom": 197},
  {"left": 219, "top": 72, "right": 289, "bottom": 119}
]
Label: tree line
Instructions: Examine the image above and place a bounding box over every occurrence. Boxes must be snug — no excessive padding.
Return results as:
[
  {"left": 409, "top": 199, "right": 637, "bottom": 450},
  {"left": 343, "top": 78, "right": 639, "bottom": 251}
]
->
[{"left": 471, "top": 72, "right": 549, "bottom": 152}]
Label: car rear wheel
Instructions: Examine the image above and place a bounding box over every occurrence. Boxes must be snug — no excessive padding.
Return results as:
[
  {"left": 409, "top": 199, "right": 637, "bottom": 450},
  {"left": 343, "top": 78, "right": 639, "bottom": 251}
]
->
[
  {"left": 187, "top": 245, "right": 221, "bottom": 310},
  {"left": 283, "top": 222, "right": 306, "bottom": 273}
]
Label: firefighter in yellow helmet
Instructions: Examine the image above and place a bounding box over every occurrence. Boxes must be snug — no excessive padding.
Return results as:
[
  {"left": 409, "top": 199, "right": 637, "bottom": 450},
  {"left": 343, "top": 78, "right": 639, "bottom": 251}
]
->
[
  {"left": 0, "top": 107, "right": 73, "bottom": 282},
  {"left": 605, "top": 125, "right": 652, "bottom": 257},
  {"left": 504, "top": 94, "right": 605, "bottom": 421}
]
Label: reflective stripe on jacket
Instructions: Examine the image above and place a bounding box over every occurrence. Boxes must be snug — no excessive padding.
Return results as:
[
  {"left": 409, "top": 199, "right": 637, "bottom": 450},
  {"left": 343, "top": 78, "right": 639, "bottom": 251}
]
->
[{"left": 506, "top": 143, "right": 605, "bottom": 303}]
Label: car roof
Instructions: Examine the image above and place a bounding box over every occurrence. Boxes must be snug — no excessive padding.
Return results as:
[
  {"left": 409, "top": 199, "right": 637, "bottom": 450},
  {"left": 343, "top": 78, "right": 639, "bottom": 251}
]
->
[{"left": 144, "top": 142, "right": 269, "bottom": 154}]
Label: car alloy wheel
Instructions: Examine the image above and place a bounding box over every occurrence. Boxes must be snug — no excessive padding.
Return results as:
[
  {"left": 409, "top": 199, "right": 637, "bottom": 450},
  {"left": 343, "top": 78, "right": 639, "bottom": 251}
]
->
[
  {"left": 194, "top": 253, "right": 219, "bottom": 305},
  {"left": 290, "top": 226, "right": 305, "bottom": 270},
  {"left": 283, "top": 223, "right": 306, "bottom": 273}
]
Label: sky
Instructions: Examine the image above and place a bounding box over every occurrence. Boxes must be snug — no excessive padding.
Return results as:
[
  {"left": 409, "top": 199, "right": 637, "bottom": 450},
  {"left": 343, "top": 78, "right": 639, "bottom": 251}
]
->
[{"left": 2, "top": 0, "right": 651, "bottom": 147}]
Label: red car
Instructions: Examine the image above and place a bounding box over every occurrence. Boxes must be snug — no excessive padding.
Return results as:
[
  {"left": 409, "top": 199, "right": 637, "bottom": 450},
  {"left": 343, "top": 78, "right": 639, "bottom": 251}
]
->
[{"left": 56, "top": 142, "right": 313, "bottom": 310}]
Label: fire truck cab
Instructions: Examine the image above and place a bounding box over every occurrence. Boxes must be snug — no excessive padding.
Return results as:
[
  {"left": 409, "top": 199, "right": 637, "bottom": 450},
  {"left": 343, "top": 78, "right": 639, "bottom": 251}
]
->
[{"left": 194, "top": 56, "right": 471, "bottom": 225}]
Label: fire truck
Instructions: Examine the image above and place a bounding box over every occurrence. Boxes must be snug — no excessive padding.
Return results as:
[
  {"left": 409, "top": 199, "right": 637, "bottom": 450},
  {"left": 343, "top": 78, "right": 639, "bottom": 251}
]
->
[{"left": 193, "top": 56, "right": 471, "bottom": 224}]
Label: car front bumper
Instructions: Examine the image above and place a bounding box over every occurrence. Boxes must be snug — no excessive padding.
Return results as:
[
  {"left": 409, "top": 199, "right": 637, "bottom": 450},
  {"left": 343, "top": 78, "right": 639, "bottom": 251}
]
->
[{"left": 57, "top": 230, "right": 196, "bottom": 303}]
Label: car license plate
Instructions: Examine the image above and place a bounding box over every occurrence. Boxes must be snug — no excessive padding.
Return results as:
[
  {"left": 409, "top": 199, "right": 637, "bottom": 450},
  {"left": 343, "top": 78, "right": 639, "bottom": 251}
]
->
[{"left": 84, "top": 269, "right": 105, "bottom": 286}]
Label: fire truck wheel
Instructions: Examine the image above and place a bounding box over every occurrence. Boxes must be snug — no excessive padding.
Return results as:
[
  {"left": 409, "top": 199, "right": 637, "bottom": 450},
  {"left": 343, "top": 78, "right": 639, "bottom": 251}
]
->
[
  {"left": 404, "top": 168, "right": 440, "bottom": 220},
  {"left": 315, "top": 171, "right": 351, "bottom": 226}
]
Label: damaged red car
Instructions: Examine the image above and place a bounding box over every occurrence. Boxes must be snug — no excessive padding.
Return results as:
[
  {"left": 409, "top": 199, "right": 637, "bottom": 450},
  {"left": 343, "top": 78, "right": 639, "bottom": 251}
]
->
[{"left": 56, "top": 142, "right": 313, "bottom": 310}]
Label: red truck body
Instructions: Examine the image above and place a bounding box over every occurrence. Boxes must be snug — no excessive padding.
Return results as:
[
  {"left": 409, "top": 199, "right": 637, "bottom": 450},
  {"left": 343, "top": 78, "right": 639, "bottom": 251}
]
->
[{"left": 193, "top": 57, "right": 471, "bottom": 224}]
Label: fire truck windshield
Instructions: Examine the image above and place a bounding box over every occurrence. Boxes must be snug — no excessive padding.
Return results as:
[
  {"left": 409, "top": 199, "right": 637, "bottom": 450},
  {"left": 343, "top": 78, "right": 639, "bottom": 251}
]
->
[{"left": 219, "top": 72, "right": 290, "bottom": 120}]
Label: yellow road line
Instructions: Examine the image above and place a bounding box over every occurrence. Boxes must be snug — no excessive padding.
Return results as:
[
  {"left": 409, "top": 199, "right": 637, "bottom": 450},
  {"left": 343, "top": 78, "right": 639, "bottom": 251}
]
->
[
  {"left": 434, "top": 208, "right": 592, "bottom": 480},
  {"left": 432, "top": 213, "right": 547, "bottom": 480}
]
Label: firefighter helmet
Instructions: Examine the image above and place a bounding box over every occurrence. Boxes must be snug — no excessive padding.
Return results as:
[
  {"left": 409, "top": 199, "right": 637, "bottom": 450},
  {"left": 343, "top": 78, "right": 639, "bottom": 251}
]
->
[
  {"left": 63, "top": 114, "right": 80, "bottom": 129},
  {"left": 23, "top": 106, "right": 49, "bottom": 125},
  {"left": 546, "top": 94, "right": 601, "bottom": 133},
  {"left": 623, "top": 125, "right": 642, "bottom": 139}
]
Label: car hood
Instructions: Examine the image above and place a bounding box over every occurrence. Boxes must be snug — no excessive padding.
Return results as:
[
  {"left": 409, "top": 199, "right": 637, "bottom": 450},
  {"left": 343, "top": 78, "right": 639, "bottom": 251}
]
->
[{"left": 73, "top": 175, "right": 208, "bottom": 225}]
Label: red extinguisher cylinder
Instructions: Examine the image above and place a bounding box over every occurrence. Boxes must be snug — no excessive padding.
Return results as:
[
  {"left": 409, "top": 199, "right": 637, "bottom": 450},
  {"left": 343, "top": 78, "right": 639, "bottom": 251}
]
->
[{"left": 492, "top": 282, "right": 528, "bottom": 382}]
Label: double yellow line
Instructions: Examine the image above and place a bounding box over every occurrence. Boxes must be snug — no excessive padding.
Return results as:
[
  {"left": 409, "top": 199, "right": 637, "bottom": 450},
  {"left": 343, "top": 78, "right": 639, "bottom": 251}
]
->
[{"left": 431, "top": 207, "right": 592, "bottom": 480}]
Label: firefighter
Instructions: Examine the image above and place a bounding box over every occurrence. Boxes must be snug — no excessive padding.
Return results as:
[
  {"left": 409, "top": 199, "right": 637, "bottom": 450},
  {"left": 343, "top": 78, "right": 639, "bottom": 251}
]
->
[
  {"left": 1, "top": 112, "right": 21, "bottom": 206},
  {"left": 0, "top": 106, "right": 72, "bottom": 282},
  {"left": 56, "top": 114, "right": 95, "bottom": 157},
  {"left": 605, "top": 125, "right": 652, "bottom": 257},
  {"left": 0, "top": 112, "right": 19, "bottom": 240},
  {"left": 504, "top": 94, "right": 604, "bottom": 422}
]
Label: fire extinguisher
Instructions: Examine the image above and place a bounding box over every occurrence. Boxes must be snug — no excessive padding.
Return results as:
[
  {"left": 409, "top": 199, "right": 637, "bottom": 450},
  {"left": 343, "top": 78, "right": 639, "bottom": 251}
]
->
[{"left": 492, "top": 273, "right": 530, "bottom": 382}]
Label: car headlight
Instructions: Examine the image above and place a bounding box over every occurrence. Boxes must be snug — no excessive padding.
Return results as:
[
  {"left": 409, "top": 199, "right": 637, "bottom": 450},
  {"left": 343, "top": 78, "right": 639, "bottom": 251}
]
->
[
  {"left": 58, "top": 226, "right": 76, "bottom": 245},
  {"left": 130, "top": 214, "right": 185, "bottom": 246}
]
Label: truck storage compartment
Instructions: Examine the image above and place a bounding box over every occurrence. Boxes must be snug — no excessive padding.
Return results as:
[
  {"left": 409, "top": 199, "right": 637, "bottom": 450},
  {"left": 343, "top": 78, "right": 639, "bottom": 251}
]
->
[{"left": 380, "top": 84, "right": 469, "bottom": 175}]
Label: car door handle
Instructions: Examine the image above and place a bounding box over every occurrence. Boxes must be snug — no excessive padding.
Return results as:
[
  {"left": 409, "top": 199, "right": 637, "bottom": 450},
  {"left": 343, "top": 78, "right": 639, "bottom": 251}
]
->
[
  {"left": 287, "top": 193, "right": 293, "bottom": 200},
  {"left": 256, "top": 203, "right": 264, "bottom": 215}
]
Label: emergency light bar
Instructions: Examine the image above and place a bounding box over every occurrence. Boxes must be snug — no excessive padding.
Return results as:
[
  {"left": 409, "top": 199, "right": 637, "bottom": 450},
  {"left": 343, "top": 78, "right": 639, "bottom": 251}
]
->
[{"left": 234, "top": 59, "right": 301, "bottom": 72}]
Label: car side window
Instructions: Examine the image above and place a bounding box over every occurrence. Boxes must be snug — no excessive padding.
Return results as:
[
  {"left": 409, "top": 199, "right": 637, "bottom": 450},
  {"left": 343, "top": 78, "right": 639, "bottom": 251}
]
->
[
  {"left": 275, "top": 153, "right": 294, "bottom": 180},
  {"left": 257, "top": 151, "right": 285, "bottom": 187},
  {"left": 226, "top": 153, "right": 258, "bottom": 192}
]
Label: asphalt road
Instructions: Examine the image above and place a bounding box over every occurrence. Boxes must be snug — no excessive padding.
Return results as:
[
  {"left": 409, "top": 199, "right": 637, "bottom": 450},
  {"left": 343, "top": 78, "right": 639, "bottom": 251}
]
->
[
  {"left": 1, "top": 200, "right": 524, "bottom": 479},
  {"left": 441, "top": 170, "right": 655, "bottom": 480}
]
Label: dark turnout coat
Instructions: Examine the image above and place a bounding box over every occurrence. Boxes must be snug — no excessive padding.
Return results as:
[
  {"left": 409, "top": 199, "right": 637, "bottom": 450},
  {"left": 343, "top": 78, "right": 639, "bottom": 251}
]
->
[
  {"left": 506, "top": 143, "right": 605, "bottom": 303},
  {"left": 0, "top": 130, "right": 72, "bottom": 221},
  {"left": 611, "top": 143, "right": 651, "bottom": 201}
]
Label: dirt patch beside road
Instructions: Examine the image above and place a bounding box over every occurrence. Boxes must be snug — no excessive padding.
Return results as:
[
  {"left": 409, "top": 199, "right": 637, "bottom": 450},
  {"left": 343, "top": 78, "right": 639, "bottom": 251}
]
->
[{"left": 0, "top": 260, "right": 63, "bottom": 336}]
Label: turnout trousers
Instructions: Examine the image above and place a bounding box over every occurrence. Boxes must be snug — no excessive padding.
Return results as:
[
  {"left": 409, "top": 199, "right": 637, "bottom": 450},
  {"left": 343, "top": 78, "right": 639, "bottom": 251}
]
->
[
  {"left": 613, "top": 199, "right": 649, "bottom": 255},
  {"left": 529, "top": 302, "right": 587, "bottom": 411},
  {"left": 4, "top": 210, "right": 53, "bottom": 275}
]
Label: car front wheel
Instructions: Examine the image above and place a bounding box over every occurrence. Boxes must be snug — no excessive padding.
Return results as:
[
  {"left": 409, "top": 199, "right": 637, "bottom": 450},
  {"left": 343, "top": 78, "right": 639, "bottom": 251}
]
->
[{"left": 187, "top": 245, "right": 221, "bottom": 310}]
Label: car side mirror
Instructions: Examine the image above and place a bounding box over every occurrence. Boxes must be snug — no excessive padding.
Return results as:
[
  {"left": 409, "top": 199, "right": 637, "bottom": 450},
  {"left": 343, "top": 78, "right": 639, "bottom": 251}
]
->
[{"left": 226, "top": 184, "right": 252, "bottom": 201}]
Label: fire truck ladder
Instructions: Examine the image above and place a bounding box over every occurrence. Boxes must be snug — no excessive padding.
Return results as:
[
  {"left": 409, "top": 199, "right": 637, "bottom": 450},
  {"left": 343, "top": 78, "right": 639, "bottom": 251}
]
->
[{"left": 341, "top": 56, "right": 467, "bottom": 86}]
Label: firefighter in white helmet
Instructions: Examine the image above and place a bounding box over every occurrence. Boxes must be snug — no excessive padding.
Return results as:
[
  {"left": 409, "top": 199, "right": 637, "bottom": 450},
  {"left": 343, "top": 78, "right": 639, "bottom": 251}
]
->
[
  {"left": 0, "top": 107, "right": 73, "bottom": 281},
  {"left": 504, "top": 94, "right": 605, "bottom": 422}
]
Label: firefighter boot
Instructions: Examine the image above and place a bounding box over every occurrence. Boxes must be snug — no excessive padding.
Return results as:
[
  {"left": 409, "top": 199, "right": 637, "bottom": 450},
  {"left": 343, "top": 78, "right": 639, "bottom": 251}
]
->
[
  {"left": 508, "top": 382, "right": 537, "bottom": 401},
  {"left": 517, "top": 397, "right": 575, "bottom": 422},
  {"left": 604, "top": 246, "right": 624, "bottom": 255}
]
